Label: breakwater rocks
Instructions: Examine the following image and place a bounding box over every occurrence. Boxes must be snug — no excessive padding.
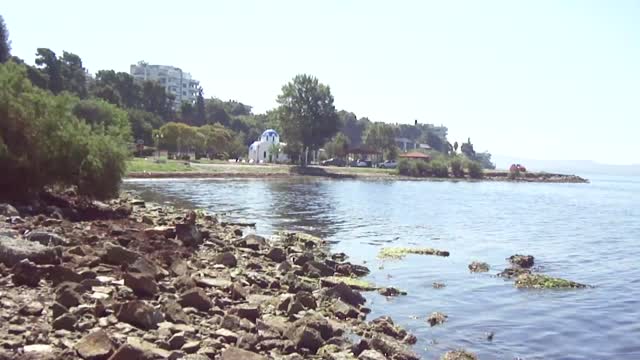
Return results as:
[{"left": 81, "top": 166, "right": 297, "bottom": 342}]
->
[{"left": 0, "top": 193, "right": 421, "bottom": 359}]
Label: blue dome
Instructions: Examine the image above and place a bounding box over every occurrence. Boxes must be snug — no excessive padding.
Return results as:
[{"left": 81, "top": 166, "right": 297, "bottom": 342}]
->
[{"left": 262, "top": 129, "right": 279, "bottom": 138}]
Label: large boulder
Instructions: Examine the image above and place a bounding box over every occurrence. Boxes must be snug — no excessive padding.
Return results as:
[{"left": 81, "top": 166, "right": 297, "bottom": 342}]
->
[
  {"left": 369, "top": 335, "right": 419, "bottom": 360},
  {"left": 235, "top": 234, "right": 267, "bottom": 250},
  {"left": 115, "top": 301, "right": 163, "bottom": 330},
  {"left": 179, "top": 288, "right": 212, "bottom": 312},
  {"left": 124, "top": 272, "right": 158, "bottom": 297},
  {"left": 284, "top": 313, "right": 334, "bottom": 353},
  {"left": 508, "top": 254, "right": 534, "bottom": 268},
  {"left": 103, "top": 243, "right": 140, "bottom": 266},
  {"left": 12, "top": 259, "right": 42, "bottom": 286},
  {"left": 0, "top": 234, "right": 60, "bottom": 266},
  {"left": 75, "top": 330, "right": 115, "bottom": 360},
  {"left": 175, "top": 223, "right": 202, "bottom": 246},
  {"left": 325, "top": 282, "right": 366, "bottom": 307},
  {"left": 215, "top": 252, "right": 237, "bottom": 268},
  {"left": 221, "top": 347, "right": 267, "bottom": 360},
  {"left": 26, "top": 231, "right": 68, "bottom": 246},
  {"left": 0, "top": 204, "right": 19, "bottom": 217},
  {"left": 163, "top": 300, "right": 189, "bottom": 324}
]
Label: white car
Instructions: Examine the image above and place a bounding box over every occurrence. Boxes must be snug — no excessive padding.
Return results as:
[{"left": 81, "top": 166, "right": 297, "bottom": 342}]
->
[{"left": 378, "top": 160, "right": 397, "bottom": 169}]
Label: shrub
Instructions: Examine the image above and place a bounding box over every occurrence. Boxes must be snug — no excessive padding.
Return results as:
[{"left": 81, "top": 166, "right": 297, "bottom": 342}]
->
[
  {"left": 450, "top": 157, "right": 464, "bottom": 177},
  {"left": 0, "top": 62, "right": 129, "bottom": 200},
  {"left": 467, "top": 161, "right": 484, "bottom": 179},
  {"left": 431, "top": 160, "right": 449, "bottom": 178},
  {"left": 398, "top": 158, "right": 432, "bottom": 177}
]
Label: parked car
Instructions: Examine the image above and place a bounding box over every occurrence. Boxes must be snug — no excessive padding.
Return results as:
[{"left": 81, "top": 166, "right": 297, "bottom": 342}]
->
[
  {"left": 378, "top": 160, "right": 398, "bottom": 169},
  {"left": 351, "top": 159, "right": 372, "bottom": 167},
  {"left": 321, "top": 158, "right": 346, "bottom": 167}
]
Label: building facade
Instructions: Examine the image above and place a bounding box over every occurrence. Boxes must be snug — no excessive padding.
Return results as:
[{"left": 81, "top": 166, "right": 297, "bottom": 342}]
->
[
  {"left": 248, "top": 129, "right": 288, "bottom": 163},
  {"left": 130, "top": 61, "right": 199, "bottom": 109}
]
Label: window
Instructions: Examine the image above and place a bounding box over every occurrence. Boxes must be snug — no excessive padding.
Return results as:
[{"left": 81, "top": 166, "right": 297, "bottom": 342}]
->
[
  {"left": 182, "top": 91, "right": 186, "bottom": 96},
  {"left": 263, "top": 151, "right": 266, "bottom": 158}
]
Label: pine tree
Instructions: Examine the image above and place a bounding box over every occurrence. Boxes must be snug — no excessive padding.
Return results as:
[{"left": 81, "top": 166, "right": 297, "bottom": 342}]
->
[{"left": 0, "top": 15, "right": 11, "bottom": 63}]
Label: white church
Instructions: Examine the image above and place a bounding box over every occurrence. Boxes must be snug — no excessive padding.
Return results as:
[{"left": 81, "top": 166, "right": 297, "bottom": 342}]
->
[{"left": 248, "top": 129, "right": 289, "bottom": 163}]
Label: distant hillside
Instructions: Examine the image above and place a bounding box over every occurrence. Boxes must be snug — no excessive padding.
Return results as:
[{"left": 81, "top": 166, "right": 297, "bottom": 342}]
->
[{"left": 492, "top": 155, "right": 640, "bottom": 176}]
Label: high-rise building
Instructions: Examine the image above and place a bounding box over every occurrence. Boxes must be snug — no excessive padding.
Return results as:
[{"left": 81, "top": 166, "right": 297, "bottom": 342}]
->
[{"left": 130, "top": 61, "right": 199, "bottom": 109}]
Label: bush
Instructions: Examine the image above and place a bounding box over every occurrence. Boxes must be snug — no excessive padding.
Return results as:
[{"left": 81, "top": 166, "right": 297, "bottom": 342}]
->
[
  {"left": 467, "top": 161, "right": 484, "bottom": 179},
  {"left": 0, "top": 62, "right": 130, "bottom": 200},
  {"left": 450, "top": 157, "right": 464, "bottom": 177},
  {"left": 431, "top": 159, "right": 449, "bottom": 178},
  {"left": 398, "top": 158, "right": 432, "bottom": 177}
]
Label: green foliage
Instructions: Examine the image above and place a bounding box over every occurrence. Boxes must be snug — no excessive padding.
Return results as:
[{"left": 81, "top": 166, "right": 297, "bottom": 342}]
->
[
  {"left": 194, "top": 87, "right": 206, "bottom": 126},
  {"left": 467, "top": 161, "right": 484, "bottom": 179},
  {"left": 324, "top": 132, "right": 350, "bottom": 159},
  {"left": 197, "top": 124, "right": 233, "bottom": 156},
  {"left": 363, "top": 122, "right": 397, "bottom": 159},
  {"left": 0, "top": 62, "right": 129, "bottom": 199},
  {"left": 450, "top": 157, "right": 464, "bottom": 177},
  {"left": 378, "top": 247, "right": 449, "bottom": 260},
  {"left": 127, "top": 109, "right": 163, "bottom": 145},
  {"left": 398, "top": 158, "right": 431, "bottom": 177},
  {"left": 72, "top": 98, "right": 131, "bottom": 142},
  {"left": 276, "top": 74, "right": 339, "bottom": 165},
  {"left": 515, "top": 274, "right": 587, "bottom": 289},
  {"left": 431, "top": 159, "right": 449, "bottom": 178},
  {"left": 0, "top": 15, "right": 11, "bottom": 63}
]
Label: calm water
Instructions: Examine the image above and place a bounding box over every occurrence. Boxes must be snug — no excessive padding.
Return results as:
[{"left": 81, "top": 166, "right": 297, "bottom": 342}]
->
[{"left": 124, "top": 176, "right": 640, "bottom": 360}]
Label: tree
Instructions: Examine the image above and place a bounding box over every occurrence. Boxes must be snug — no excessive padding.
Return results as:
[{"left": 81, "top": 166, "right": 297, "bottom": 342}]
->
[
  {"left": 0, "top": 15, "right": 10, "bottom": 63},
  {"left": 460, "top": 138, "right": 476, "bottom": 158},
  {"left": 60, "top": 51, "right": 87, "bottom": 97},
  {"left": 158, "top": 122, "right": 199, "bottom": 155},
  {"left": 194, "top": 87, "right": 206, "bottom": 126},
  {"left": 180, "top": 102, "right": 194, "bottom": 124},
  {"left": 453, "top": 141, "right": 459, "bottom": 153},
  {"left": 197, "top": 124, "right": 233, "bottom": 157},
  {"left": 276, "top": 74, "right": 339, "bottom": 165},
  {"left": 363, "top": 122, "right": 397, "bottom": 159},
  {"left": 34, "top": 48, "right": 63, "bottom": 94},
  {"left": 127, "top": 109, "right": 163, "bottom": 145},
  {"left": 324, "top": 132, "right": 350, "bottom": 159},
  {"left": 141, "top": 80, "right": 174, "bottom": 121},
  {"left": 268, "top": 144, "right": 281, "bottom": 163}
]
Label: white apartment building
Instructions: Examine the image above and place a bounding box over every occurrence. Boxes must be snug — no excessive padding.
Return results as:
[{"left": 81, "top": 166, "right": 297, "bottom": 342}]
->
[{"left": 130, "top": 61, "right": 199, "bottom": 108}]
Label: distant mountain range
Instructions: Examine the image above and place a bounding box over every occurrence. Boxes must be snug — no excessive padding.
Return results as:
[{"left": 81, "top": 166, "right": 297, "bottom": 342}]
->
[{"left": 491, "top": 155, "right": 640, "bottom": 176}]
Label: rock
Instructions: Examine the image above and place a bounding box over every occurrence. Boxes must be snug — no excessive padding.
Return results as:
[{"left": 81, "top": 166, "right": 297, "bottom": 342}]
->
[
  {"left": 195, "top": 277, "right": 232, "bottom": 289},
  {"left": 128, "top": 257, "right": 162, "bottom": 279},
  {"left": 285, "top": 325, "right": 323, "bottom": 353},
  {"left": 179, "top": 288, "right": 212, "bottom": 312},
  {"left": 170, "top": 259, "right": 188, "bottom": 276},
  {"left": 497, "top": 267, "right": 531, "bottom": 278},
  {"left": 369, "top": 335, "right": 419, "bottom": 360},
  {"left": 75, "top": 330, "right": 115, "bottom": 360},
  {"left": 48, "top": 265, "right": 83, "bottom": 285},
  {"left": 294, "top": 291, "right": 317, "bottom": 310},
  {"left": 52, "top": 313, "right": 77, "bottom": 330},
  {"left": 230, "top": 304, "right": 260, "bottom": 322},
  {"left": 11, "top": 259, "right": 42, "bottom": 286},
  {"left": 468, "top": 261, "right": 490, "bottom": 273},
  {"left": 143, "top": 226, "right": 175, "bottom": 239},
  {"left": 335, "top": 263, "right": 370, "bottom": 277},
  {"left": 236, "top": 333, "right": 259, "bottom": 350},
  {"left": 432, "top": 282, "right": 446, "bottom": 289},
  {"left": 107, "top": 344, "right": 150, "bottom": 360},
  {"left": 221, "top": 347, "right": 267, "bottom": 360},
  {"left": 359, "top": 350, "right": 387, "bottom": 360},
  {"left": 0, "top": 234, "right": 60, "bottom": 266},
  {"left": 8, "top": 324, "right": 27, "bottom": 334},
  {"left": 441, "top": 349, "right": 478, "bottom": 360},
  {"left": 175, "top": 223, "right": 202, "bottom": 246},
  {"left": 55, "top": 283, "right": 83, "bottom": 308},
  {"left": 19, "top": 301, "right": 44, "bottom": 316},
  {"left": 514, "top": 273, "right": 587, "bottom": 289},
  {"left": 124, "top": 272, "right": 158, "bottom": 297},
  {"left": 163, "top": 300, "right": 189, "bottom": 324},
  {"left": 267, "top": 247, "right": 287, "bottom": 263},
  {"left": 52, "top": 302, "right": 69, "bottom": 318},
  {"left": 236, "top": 234, "right": 267, "bottom": 250},
  {"left": 168, "top": 333, "right": 186, "bottom": 350},
  {"left": 303, "top": 260, "right": 335, "bottom": 277},
  {"left": 508, "top": 254, "right": 535, "bottom": 268},
  {"left": 23, "top": 344, "right": 55, "bottom": 355},
  {"left": 215, "top": 252, "right": 237, "bottom": 267},
  {"left": 181, "top": 341, "right": 200, "bottom": 354},
  {"left": 0, "top": 204, "right": 19, "bottom": 217},
  {"left": 141, "top": 215, "right": 154, "bottom": 225},
  {"left": 332, "top": 299, "right": 360, "bottom": 320},
  {"left": 103, "top": 243, "right": 140, "bottom": 266},
  {"left": 378, "top": 287, "right": 406, "bottom": 297},
  {"left": 26, "top": 231, "right": 68, "bottom": 246},
  {"left": 115, "top": 301, "right": 163, "bottom": 330},
  {"left": 325, "top": 282, "right": 366, "bottom": 307},
  {"left": 427, "top": 312, "right": 448, "bottom": 327}
]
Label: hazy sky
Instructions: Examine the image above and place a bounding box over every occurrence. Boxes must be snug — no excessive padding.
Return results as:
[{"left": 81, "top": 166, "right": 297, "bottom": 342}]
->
[{"left": 4, "top": 1, "right": 640, "bottom": 164}]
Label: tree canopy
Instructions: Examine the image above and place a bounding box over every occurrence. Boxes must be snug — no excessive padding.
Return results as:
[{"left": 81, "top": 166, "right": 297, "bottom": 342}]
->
[
  {"left": 276, "top": 74, "right": 339, "bottom": 164},
  {"left": 0, "top": 15, "right": 10, "bottom": 63}
]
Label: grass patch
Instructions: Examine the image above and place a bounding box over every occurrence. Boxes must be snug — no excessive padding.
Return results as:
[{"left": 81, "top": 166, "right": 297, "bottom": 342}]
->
[
  {"left": 126, "top": 158, "right": 195, "bottom": 173},
  {"left": 515, "top": 274, "right": 587, "bottom": 289},
  {"left": 378, "top": 247, "right": 450, "bottom": 260}
]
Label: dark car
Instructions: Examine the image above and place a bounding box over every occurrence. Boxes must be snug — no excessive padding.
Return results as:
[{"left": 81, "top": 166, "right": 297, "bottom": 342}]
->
[{"left": 321, "top": 158, "right": 346, "bottom": 167}]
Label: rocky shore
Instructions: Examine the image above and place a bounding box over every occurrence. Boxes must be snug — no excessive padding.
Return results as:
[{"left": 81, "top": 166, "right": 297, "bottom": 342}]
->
[{"left": 0, "top": 192, "right": 427, "bottom": 360}]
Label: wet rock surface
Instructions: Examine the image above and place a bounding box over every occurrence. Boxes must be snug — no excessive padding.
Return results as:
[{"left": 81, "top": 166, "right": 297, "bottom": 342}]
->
[{"left": 0, "top": 192, "right": 421, "bottom": 359}]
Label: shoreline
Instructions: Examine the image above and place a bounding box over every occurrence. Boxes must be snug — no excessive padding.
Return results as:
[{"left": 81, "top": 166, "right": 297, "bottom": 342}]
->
[
  {"left": 0, "top": 191, "right": 424, "bottom": 359},
  {"left": 126, "top": 166, "right": 589, "bottom": 184}
]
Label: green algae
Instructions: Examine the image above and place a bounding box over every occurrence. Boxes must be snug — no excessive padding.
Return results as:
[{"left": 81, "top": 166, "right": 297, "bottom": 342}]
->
[
  {"left": 441, "top": 350, "right": 478, "bottom": 360},
  {"left": 378, "top": 247, "right": 450, "bottom": 260},
  {"left": 321, "top": 276, "right": 377, "bottom": 291},
  {"left": 515, "top": 274, "right": 587, "bottom": 289}
]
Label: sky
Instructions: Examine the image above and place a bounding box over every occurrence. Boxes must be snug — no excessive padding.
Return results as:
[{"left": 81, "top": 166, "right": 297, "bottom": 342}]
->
[{"left": 4, "top": 1, "right": 640, "bottom": 164}]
